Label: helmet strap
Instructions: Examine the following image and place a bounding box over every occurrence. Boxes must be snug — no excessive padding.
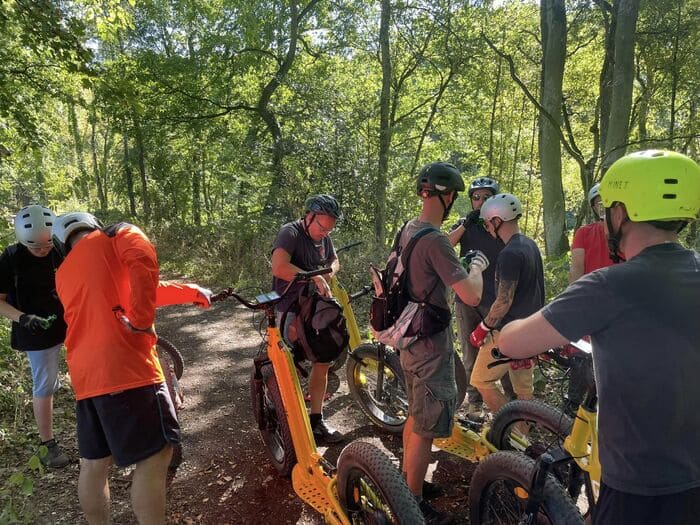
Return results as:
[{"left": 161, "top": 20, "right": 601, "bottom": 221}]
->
[
  {"left": 438, "top": 192, "right": 457, "bottom": 221},
  {"left": 302, "top": 213, "right": 315, "bottom": 237}
]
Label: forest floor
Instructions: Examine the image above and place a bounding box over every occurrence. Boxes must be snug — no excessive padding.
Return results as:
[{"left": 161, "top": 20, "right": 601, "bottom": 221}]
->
[{"left": 6, "top": 299, "right": 478, "bottom": 524}]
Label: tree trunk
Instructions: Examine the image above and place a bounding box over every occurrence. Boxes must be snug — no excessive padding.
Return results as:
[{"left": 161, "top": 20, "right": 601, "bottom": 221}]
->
[
  {"left": 488, "top": 55, "right": 503, "bottom": 178},
  {"left": 122, "top": 131, "right": 136, "bottom": 217},
  {"left": 597, "top": 0, "right": 616, "bottom": 155},
  {"left": 132, "top": 114, "right": 150, "bottom": 222},
  {"left": 602, "top": 0, "right": 640, "bottom": 171},
  {"left": 90, "top": 106, "right": 107, "bottom": 212},
  {"left": 376, "top": 0, "right": 391, "bottom": 246},
  {"left": 538, "top": 0, "right": 569, "bottom": 256},
  {"left": 192, "top": 152, "right": 201, "bottom": 226},
  {"left": 668, "top": 0, "right": 682, "bottom": 149},
  {"left": 68, "top": 103, "right": 90, "bottom": 200}
]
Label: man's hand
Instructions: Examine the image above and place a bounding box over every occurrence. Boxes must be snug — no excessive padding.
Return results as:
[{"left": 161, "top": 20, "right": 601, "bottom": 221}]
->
[
  {"left": 469, "top": 321, "right": 491, "bottom": 348},
  {"left": 464, "top": 249, "right": 489, "bottom": 273},
  {"left": 312, "top": 275, "right": 332, "bottom": 298},
  {"left": 19, "top": 314, "right": 51, "bottom": 335},
  {"left": 191, "top": 285, "right": 212, "bottom": 309},
  {"left": 113, "top": 308, "right": 156, "bottom": 337}
]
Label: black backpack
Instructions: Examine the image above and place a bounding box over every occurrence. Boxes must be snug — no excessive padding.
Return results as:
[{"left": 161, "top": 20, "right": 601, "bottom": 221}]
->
[
  {"left": 370, "top": 224, "right": 448, "bottom": 335},
  {"left": 291, "top": 285, "right": 349, "bottom": 363}
]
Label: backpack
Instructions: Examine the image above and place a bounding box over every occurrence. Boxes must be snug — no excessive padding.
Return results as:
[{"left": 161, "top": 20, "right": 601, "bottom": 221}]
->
[
  {"left": 369, "top": 224, "right": 451, "bottom": 348},
  {"left": 290, "top": 285, "right": 349, "bottom": 363}
]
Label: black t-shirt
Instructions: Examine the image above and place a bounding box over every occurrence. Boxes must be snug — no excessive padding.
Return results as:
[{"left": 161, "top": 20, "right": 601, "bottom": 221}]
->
[
  {"left": 0, "top": 244, "right": 66, "bottom": 351},
  {"left": 451, "top": 210, "right": 504, "bottom": 308},
  {"left": 542, "top": 243, "right": 700, "bottom": 496},
  {"left": 494, "top": 233, "right": 544, "bottom": 328},
  {"left": 272, "top": 219, "right": 336, "bottom": 314}
]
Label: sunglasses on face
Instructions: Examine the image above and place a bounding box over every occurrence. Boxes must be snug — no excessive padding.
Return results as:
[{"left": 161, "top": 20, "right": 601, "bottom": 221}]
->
[{"left": 471, "top": 194, "right": 491, "bottom": 202}]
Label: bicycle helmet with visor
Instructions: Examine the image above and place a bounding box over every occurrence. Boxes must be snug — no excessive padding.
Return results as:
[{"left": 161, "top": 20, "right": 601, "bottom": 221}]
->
[
  {"left": 14, "top": 205, "right": 55, "bottom": 249},
  {"left": 52, "top": 212, "right": 102, "bottom": 257},
  {"left": 468, "top": 177, "right": 500, "bottom": 199},
  {"left": 304, "top": 194, "right": 343, "bottom": 221}
]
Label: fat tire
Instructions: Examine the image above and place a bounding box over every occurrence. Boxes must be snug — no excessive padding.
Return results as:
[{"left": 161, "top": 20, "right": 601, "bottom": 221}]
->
[
  {"left": 469, "top": 451, "right": 584, "bottom": 525},
  {"left": 329, "top": 347, "right": 348, "bottom": 373},
  {"left": 337, "top": 441, "right": 424, "bottom": 524},
  {"left": 346, "top": 343, "right": 407, "bottom": 434},
  {"left": 156, "top": 337, "right": 184, "bottom": 379},
  {"left": 251, "top": 363, "right": 296, "bottom": 476},
  {"left": 156, "top": 338, "right": 184, "bottom": 470},
  {"left": 488, "top": 400, "right": 587, "bottom": 505}
]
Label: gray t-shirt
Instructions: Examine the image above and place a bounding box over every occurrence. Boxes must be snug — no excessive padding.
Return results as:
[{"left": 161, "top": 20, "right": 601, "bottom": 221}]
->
[
  {"left": 272, "top": 219, "right": 336, "bottom": 314},
  {"left": 400, "top": 219, "right": 469, "bottom": 311},
  {"left": 542, "top": 243, "right": 700, "bottom": 496}
]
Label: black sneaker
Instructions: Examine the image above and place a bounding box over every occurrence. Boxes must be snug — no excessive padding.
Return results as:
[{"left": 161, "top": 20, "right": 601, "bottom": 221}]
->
[
  {"left": 39, "top": 440, "right": 70, "bottom": 469},
  {"left": 422, "top": 480, "right": 444, "bottom": 500},
  {"left": 312, "top": 419, "right": 344, "bottom": 444},
  {"left": 419, "top": 500, "right": 454, "bottom": 525}
]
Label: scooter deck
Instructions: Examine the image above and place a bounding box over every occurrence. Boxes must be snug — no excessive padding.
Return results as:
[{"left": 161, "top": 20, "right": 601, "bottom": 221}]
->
[
  {"left": 292, "top": 462, "right": 346, "bottom": 524},
  {"left": 433, "top": 423, "right": 492, "bottom": 460}
]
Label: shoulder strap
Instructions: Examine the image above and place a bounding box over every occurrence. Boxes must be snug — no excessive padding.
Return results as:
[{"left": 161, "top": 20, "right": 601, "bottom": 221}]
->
[{"left": 400, "top": 227, "right": 440, "bottom": 303}]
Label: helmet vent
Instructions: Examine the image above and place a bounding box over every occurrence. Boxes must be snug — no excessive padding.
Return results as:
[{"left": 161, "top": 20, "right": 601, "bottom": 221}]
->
[
  {"left": 662, "top": 194, "right": 677, "bottom": 199},
  {"left": 664, "top": 179, "right": 678, "bottom": 184},
  {"left": 22, "top": 224, "right": 32, "bottom": 229}
]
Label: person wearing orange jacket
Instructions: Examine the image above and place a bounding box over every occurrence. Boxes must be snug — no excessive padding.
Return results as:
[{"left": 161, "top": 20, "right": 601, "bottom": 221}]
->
[{"left": 52, "top": 213, "right": 210, "bottom": 525}]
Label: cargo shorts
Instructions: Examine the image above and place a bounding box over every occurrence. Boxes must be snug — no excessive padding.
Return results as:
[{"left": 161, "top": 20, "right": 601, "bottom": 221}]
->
[{"left": 400, "top": 329, "right": 456, "bottom": 438}]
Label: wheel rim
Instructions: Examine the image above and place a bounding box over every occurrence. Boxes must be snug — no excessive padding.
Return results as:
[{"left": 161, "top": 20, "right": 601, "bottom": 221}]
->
[
  {"left": 353, "top": 361, "right": 407, "bottom": 427},
  {"left": 480, "top": 478, "right": 555, "bottom": 525},
  {"left": 499, "top": 420, "right": 585, "bottom": 509},
  {"left": 344, "top": 469, "right": 395, "bottom": 525}
]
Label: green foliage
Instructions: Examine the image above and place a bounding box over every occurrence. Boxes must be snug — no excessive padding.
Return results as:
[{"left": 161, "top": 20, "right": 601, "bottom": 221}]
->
[
  {"left": 543, "top": 253, "right": 571, "bottom": 302},
  {"left": 0, "top": 452, "right": 43, "bottom": 525}
]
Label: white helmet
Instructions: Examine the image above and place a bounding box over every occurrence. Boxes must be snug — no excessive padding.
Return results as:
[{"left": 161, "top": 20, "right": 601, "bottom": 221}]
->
[
  {"left": 480, "top": 193, "right": 523, "bottom": 222},
  {"left": 52, "top": 212, "right": 102, "bottom": 256},
  {"left": 587, "top": 183, "right": 601, "bottom": 206},
  {"left": 14, "top": 205, "right": 55, "bottom": 249}
]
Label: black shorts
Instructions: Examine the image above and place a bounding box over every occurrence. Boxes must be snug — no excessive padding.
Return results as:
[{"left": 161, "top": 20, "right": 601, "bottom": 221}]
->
[
  {"left": 77, "top": 383, "right": 180, "bottom": 468},
  {"left": 593, "top": 482, "right": 700, "bottom": 525}
]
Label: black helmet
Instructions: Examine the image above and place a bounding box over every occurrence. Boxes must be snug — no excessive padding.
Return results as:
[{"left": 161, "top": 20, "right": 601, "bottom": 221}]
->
[
  {"left": 304, "top": 194, "right": 343, "bottom": 220},
  {"left": 468, "top": 177, "right": 500, "bottom": 198},
  {"left": 416, "top": 162, "right": 465, "bottom": 197}
]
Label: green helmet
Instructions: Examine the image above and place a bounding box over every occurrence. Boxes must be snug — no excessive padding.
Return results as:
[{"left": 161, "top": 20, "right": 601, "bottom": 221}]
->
[
  {"left": 416, "top": 162, "right": 465, "bottom": 197},
  {"left": 600, "top": 150, "right": 700, "bottom": 222}
]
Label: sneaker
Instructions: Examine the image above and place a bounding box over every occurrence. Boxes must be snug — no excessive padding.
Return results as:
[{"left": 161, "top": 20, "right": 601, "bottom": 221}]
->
[
  {"left": 419, "top": 499, "right": 454, "bottom": 525},
  {"left": 311, "top": 419, "right": 344, "bottom": 444},
  {"left": 466, "top": 402, "right": 485, "bottom": 422},
  {"left": 39, "top": 440, "right": 70, "bottom": 469},
  {"left": 422, "top": 480, "right": 444, "bottom": 500}
]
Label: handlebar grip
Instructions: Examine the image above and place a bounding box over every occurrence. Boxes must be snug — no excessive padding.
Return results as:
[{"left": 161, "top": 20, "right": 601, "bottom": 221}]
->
[
  {"left": 296, "top": 268, "right": 332, "bottom": 280},
  {"left": 336, "top": 240, "right": 363, "bottom": 254}
]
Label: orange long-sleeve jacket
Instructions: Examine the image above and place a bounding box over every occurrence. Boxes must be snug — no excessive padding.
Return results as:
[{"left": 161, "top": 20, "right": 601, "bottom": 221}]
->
[{"left": 56, "top": 225, "right": 205, "bottom": 400}]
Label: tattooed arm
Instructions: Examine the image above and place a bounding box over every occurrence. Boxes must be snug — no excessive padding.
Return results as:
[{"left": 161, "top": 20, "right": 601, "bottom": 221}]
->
[{"left": 483, "top": 276, "right": 518, "bottom": 328}]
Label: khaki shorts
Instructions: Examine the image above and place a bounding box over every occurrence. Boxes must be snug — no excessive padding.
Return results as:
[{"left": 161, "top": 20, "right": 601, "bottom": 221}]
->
[
  {"left": 470, "top": 330, "right": 533, "bottom": 397},
  {"left": 400, "top": 330, "right": 456, "bottom": 439}
]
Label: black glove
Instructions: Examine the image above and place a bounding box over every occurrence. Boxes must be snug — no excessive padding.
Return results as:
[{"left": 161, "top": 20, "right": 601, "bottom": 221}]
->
[
  {"left": 465, "top": 209, "right": 482, "bottom": 225},
  {"left": 19, "top": 314, "right": 50, "bottom": 335}
]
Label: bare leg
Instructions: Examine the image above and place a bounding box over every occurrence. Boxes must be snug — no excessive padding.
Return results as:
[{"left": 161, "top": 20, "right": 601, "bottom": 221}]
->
[
  {"left": 403, "top": 417, "right": 433, "bottom": 497},
  {"left": 131, "top": 445, "right": 172, "bottom": 525},
  {"left": 309, "top": 362, "right": 330, "bottom": 414},
  {"left": 479, "top": 387, "right": 509, "bottom": 415},
  {"left": 79, "top": 456, "right": 112, "bottom": 525},
  {"left": 33, "top": 396, "right": 54, "bottom": 442}
]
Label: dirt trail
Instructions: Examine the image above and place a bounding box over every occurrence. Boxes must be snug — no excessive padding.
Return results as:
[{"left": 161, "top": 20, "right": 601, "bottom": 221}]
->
[{"left": 28, "top": 300, "right": 475, "bottom": 524}]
